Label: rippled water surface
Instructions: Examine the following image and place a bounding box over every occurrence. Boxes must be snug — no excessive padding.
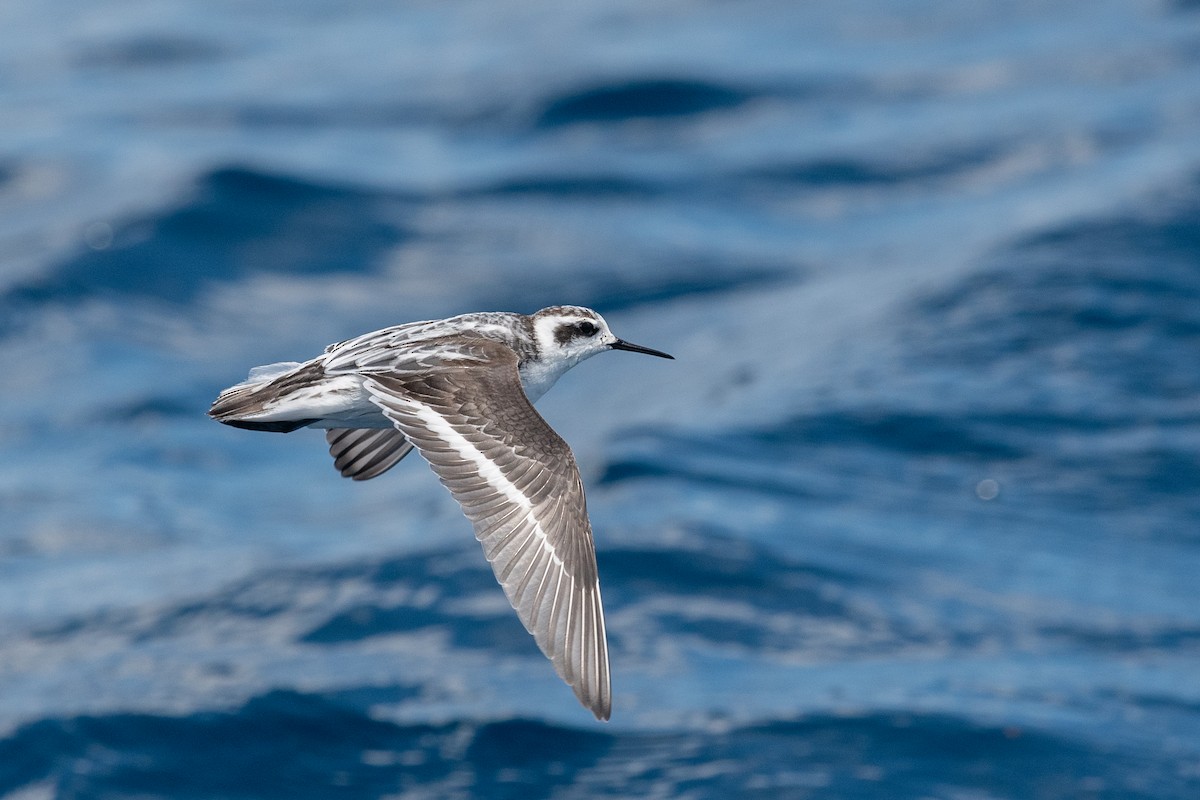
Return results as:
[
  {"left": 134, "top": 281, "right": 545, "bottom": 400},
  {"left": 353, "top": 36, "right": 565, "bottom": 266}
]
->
[{"left": 3, "top": 1, "right": 1200, "bottom": 797}]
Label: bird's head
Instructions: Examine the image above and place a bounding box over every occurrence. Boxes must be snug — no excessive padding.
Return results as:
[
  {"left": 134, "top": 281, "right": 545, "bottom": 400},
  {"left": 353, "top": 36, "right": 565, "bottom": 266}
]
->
[{"left": 531, "top": 306, "right": 674, "bottom": 368}]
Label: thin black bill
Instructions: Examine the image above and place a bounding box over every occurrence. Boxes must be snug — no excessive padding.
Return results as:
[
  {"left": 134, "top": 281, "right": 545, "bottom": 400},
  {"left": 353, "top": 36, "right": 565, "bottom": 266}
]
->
[{"left": 611, "top": 339, "right": 674, "bottom": 359}]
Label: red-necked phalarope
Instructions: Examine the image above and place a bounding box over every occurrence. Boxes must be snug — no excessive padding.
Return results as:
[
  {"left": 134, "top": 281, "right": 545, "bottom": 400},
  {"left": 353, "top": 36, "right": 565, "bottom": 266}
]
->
[{"left": 209, "top": 306, "right": 673, "bottom": 720}]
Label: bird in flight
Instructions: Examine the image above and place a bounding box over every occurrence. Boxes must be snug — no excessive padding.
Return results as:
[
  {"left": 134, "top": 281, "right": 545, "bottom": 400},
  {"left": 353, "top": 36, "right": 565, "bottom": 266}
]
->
[{"left": 209, "top": 306, "right": 673, "bottom": 720}]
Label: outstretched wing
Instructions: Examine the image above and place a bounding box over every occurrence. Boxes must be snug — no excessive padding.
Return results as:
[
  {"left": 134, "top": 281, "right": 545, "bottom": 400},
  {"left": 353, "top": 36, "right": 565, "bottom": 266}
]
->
[
  {"left": 325, "top": 428, "right": 415, "bottom": 480},
  {"left": 362, "top": 338, "right": 611, "bottom": 720}
]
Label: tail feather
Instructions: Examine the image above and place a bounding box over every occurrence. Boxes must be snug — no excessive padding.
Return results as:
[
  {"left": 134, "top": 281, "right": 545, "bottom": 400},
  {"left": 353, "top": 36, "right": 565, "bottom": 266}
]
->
[
  {"left": 220, "top": 418, "right": 317, "bottom": 433},
  {"left": 245, "top": 361, "right": 304, "bottom": 383},
  {"left": 208, "top": 382, "right": 271, "bottom": 423},
  {"left": 209, "top": 360, "right": 326, "bottom": 433}
]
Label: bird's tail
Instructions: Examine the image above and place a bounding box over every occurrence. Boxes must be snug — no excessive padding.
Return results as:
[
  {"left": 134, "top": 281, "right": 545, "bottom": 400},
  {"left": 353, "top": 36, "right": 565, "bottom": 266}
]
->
[{"left": 208, "top": 361, "right": 318, "bottom": 433}]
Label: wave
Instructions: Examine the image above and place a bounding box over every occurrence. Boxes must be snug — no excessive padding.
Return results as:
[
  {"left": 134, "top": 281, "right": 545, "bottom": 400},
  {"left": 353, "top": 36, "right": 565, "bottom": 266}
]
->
[
  {"left": 534, "top": 78, "right": 753, "bottom": 128},
  {"left": 1, "top": 695, "right": 1187, "bottom": 799},
  {"left": 2, "top": 167, "right": 412, "bottom": 312},
  {"left": 910, "top": 173, "right": 1200, "bottom": 399},
  {"left": 72, "top": 35, "right": 226, "bottom": 69},
  {"left": 740, "top": 142, "right": 1007, "bottom": 189},
  {"left": 0, "top": 161, "right": 795, "bottom": 340},
  {"left": 29, "top": 530, "right": 875, "bottom": 660}
]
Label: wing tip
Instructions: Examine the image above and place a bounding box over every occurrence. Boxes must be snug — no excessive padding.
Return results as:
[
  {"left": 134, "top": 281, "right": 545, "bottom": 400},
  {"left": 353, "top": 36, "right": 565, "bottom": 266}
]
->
[
  {"left": 361, "top": 369, "right": 614, "bottom": 720},
  {"left": 589, "top": 697, "right": 612, "bottom": 722}
]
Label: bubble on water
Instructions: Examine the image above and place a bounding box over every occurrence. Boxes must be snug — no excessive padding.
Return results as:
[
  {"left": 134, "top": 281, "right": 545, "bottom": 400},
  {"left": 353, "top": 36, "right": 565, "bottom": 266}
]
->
[
  {"left": 975, "top": 478, "right": 1000, "bottom": 501},
  {"left": 84, "top": 221, "right": 114, "bottom": 250}
]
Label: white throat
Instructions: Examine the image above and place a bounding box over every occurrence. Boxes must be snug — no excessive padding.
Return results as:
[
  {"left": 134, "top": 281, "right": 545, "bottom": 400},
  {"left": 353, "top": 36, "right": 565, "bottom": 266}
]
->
[{"left": 518, "top": 357, "right": 573, "bottom": 403}]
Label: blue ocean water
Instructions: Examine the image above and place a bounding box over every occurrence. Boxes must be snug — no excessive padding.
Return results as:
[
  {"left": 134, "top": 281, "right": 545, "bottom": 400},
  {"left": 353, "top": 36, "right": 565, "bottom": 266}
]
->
[{"left": 2, "top": 0, "right": 1200, "bottom": 797}]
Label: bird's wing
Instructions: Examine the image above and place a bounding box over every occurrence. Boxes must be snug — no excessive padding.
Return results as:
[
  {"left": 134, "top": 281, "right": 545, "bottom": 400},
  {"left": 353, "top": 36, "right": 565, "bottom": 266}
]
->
[
  {"left": 362, "top": 337, "right": 611, "bottom": 720},
  {"left": 325, "top": 428, "right": 415, "bottom": 481},
  {"left": 323, "top": 319, "right": 434, "bottom": 360},
  {"left": 322, "top": 313, "right": 520, "bottom": 373}
]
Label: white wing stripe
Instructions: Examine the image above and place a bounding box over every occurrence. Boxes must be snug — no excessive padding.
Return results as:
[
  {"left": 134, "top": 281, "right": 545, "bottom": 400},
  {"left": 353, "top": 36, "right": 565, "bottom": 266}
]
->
[
  {"left": 367, "top": 386, "right": 568, "bottom": 578},
  {"left": 361, "top": 368, "right": 610, "bottom": 720},
  {"left": 384, "top": 393, "right": 531, "bottom": 505}
]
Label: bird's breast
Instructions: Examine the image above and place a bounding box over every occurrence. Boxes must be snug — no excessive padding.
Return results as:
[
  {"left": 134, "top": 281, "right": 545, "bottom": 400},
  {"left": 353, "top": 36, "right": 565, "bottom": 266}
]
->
[{"left": 517, "top": 359, "right": 568, "bottom": 403}]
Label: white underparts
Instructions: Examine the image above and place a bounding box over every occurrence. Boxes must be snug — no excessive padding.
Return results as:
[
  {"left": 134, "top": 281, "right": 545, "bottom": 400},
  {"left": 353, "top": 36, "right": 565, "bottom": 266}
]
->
[{"left": 245, "top": 375, "right": 390, "bottom": 427}]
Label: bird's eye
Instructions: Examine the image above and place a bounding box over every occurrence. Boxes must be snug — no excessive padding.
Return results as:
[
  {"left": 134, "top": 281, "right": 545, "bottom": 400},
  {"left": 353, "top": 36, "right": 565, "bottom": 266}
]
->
[{"left": 576, "top": 321, "right": 598, "bottom": 337}]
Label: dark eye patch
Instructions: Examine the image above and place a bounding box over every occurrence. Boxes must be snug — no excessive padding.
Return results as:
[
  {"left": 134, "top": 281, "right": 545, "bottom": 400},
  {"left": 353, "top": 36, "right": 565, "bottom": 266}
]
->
[{"left": 554, "top": 319, "right": 600, "bottom": 345}]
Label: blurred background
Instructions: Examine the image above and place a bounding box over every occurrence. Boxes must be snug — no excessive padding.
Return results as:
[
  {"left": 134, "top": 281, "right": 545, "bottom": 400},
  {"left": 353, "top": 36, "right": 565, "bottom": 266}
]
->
[{"left": 2, "top": 0, "right": 1200, "bottom": 797}]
